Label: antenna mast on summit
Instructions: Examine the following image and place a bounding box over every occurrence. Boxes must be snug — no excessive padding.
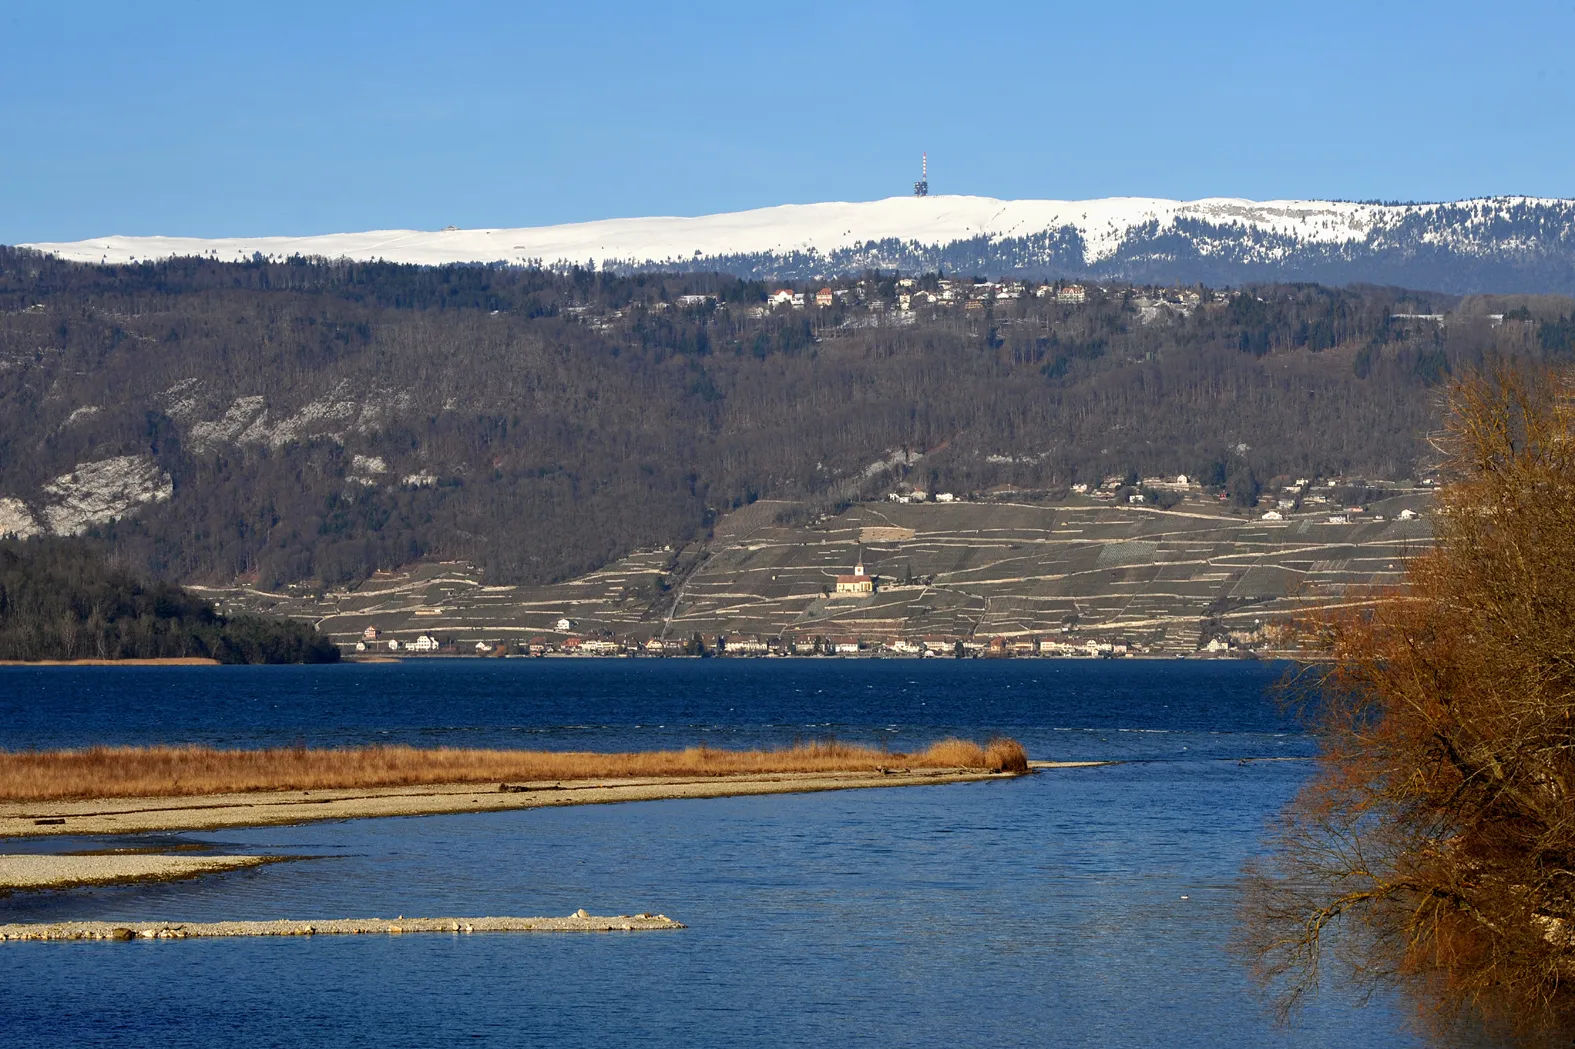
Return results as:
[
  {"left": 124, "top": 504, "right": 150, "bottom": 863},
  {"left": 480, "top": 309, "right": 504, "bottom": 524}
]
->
[{"left": 914, "top": 153, "right": 929, "bottom": 197}]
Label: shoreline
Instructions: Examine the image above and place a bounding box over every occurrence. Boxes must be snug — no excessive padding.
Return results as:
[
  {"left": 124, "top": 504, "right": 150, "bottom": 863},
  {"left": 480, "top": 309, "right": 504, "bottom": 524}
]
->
[
  {"left": 0, "top": 654, "right": 1293, "bottom": 665},
  {"left": 0, "top": 658, "right": 220, "bottom": 667},
  {"left": 0, "top": 766, "right": 1067, "bottom": 838}
]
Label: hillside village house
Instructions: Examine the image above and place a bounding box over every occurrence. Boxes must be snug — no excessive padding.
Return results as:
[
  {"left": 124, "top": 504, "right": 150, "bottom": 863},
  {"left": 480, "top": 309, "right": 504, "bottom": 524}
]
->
[
  {"left": 362, "top": 625, "right": 381, "bottom": 641},
  {"left": 834, "top": 557, "right": 875, "bottom": 596},
  {"left": 815, "top": 288, "right": 834, "bottom": 308},
  {"left": 408, "top": 634, "right": 441, "bottom": 653}
]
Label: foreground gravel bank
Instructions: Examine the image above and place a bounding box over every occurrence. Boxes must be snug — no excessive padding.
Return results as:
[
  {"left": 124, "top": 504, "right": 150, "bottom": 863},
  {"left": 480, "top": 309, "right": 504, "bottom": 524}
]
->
[{"left": 0, "top": 912, "right": 685, "bottom": 941}]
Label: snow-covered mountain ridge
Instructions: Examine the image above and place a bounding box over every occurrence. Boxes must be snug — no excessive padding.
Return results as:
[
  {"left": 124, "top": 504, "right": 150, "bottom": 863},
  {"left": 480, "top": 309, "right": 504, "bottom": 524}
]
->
[{"left": 25, "top": 194, "right": 1575, "bottom": 292}]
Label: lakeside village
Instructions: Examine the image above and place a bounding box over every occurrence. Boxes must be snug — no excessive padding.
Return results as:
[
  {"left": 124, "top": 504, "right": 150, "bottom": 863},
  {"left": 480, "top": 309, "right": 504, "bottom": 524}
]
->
[
  {"left": 351, "top": 607, "right": 1159, "bottom": 662},
  {"left": 345, "top": 474, "right": 1430, "bottom": 662}
]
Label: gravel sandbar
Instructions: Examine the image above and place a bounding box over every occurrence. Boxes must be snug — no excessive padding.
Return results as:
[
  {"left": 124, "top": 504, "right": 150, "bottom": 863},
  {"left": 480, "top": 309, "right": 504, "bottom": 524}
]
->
[
  {"left": 0, "top": 853, "right": 276, "bottom": 891},
  {"left": 0, "top": 912, "right": 684, "bottom": 941}
]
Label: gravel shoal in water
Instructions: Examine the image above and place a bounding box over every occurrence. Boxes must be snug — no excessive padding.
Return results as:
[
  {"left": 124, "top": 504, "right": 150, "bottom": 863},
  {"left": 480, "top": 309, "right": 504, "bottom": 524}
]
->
[{"left": 0, "top": 913, "right": 685, "bottom": 940}]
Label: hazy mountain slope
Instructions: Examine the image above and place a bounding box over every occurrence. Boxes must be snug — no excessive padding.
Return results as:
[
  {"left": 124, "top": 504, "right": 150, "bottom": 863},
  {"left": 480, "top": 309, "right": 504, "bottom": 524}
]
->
[{"left": 25, "top": 195, "right": 1575, "bottom": 294}]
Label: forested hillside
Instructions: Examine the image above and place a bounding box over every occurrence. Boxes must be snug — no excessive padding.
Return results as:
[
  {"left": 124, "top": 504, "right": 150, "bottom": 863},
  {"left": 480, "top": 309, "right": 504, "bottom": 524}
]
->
[
  {"left": 0, "top": 539, "right": 339, "bottom": 662},
  {"left": 1, "top": 249, "right": 1570, "bottom": 588}
]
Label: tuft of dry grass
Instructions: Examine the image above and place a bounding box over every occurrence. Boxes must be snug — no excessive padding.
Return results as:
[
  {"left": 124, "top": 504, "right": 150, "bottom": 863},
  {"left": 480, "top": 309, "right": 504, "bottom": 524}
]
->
[
  {"left": 922, "top": 737, "right": 1030, "bottom": 775},
  {"left": 0, "top": 737, "right": 1030, "bottom": 801}
]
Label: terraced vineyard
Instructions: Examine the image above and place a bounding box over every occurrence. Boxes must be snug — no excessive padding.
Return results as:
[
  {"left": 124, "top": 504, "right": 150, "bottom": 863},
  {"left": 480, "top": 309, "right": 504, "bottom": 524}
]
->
[{"left": 199, "top": 489, "right": 1433, "bottom": 657}]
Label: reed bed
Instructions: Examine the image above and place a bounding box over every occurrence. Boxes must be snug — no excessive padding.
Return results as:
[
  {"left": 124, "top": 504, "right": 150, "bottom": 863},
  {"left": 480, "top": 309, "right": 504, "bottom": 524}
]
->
[{"left": 0, "top": 738, "right": 1029, "bottom": 801}]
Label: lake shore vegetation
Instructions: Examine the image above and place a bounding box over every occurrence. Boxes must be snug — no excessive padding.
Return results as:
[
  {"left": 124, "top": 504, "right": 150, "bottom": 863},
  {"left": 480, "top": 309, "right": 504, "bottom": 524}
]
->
[{"left": 0, "top": 737, "right": 1029, "bottom": 802}]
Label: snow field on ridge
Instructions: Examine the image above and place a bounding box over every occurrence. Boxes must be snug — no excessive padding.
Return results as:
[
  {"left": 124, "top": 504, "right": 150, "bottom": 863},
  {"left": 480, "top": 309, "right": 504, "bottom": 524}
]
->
[{"left": 25, "top": 194, "right": 1565, "bottom": 270}]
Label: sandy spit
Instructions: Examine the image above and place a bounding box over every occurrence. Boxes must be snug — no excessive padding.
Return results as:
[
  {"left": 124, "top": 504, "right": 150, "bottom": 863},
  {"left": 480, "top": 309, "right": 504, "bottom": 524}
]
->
[
  {"left": 0, "top": 913, "right": 685, "bottom": 941},
  {"left": 0, "top": 853, "right": 277, "bottom": 891},
  {"left": 1, "top": 768, "right": 1024, "bottom": 838},
  {"left": 1026, "top": 760, "right": 1115, "bottom": 769}
]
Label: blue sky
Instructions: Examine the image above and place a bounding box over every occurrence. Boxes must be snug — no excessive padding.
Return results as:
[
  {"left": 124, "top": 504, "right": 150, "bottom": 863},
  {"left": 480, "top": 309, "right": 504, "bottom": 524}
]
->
[{"left": 4, "top": 1, "right": 1572, "bottom": 241}]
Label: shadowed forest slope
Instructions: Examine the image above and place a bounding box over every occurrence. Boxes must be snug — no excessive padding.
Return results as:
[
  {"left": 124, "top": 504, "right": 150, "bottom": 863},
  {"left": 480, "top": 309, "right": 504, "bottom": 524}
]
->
[{"left": 1, "top": 249, "right": 1570, "bottom": 587}]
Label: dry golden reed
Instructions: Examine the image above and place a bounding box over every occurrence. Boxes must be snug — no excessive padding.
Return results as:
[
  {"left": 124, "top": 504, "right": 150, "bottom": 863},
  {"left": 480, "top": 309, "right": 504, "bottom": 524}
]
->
[{"left": 0, "top": 737, "right": 1029, "bottom": 801}]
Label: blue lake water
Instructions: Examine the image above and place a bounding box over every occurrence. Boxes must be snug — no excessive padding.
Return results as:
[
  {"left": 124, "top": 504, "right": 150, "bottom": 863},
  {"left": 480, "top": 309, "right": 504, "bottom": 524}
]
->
[{"left": 0, "top": 660, "right": 1450, "bottom": 1047}]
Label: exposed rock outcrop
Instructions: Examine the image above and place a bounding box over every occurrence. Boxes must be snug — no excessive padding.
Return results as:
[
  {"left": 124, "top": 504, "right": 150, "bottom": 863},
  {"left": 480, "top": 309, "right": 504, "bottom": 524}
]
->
[
  {"left": 0, "top": 497, "right": 40, "bottom": 539},
  {"left": 39, "top": 456, "right": 173, "bottom": 536}
]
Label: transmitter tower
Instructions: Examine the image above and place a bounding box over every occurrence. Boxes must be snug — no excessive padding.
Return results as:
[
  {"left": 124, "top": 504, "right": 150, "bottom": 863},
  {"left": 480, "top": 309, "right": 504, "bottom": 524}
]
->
[{"left": 914, "top": 153, "right": 929, "bottom": 197}]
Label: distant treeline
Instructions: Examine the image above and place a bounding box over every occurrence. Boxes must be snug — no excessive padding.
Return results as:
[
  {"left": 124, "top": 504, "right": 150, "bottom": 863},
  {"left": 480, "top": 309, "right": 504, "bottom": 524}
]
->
[
  {"left": 0, "top": 539, "right": 339, "bottom": 663},
  {"left": 1, "top": 249, "right": 1571, "bottom": 590}
]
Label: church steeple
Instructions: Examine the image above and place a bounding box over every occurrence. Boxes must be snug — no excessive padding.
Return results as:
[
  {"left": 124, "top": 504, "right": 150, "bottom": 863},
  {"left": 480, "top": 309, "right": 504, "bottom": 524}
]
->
[{"left": 834, "top": 545, "right": 875, "bottom": 596}]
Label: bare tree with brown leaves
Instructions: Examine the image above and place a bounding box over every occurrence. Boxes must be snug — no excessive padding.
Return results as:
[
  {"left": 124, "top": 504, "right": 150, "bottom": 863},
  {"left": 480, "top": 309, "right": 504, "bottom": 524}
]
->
[{"left": 1238, "top": 365, "right": 1575, "bottom": 1046}]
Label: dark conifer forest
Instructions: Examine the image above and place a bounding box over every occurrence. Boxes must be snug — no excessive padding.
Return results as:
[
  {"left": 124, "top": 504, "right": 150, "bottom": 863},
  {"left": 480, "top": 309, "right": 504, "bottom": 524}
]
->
[
  {"left": 0, "top": 538, "right": 340, "bottom": 662},
  {"left": 1, "top": 247, "right": 1571, "bottom": 588}
]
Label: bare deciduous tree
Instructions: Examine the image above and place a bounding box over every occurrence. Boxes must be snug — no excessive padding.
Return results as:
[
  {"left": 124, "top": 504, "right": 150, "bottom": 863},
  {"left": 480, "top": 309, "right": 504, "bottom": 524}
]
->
[{"left": 1239, "top": 366, "right": 1575, "bottom": 1044}]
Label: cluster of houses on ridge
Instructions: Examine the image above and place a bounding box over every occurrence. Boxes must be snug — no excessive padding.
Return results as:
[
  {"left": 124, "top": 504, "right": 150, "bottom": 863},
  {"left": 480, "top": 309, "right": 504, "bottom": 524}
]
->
[
  {"left": 1253, "top": 478, "right": 1426, "bottom": 523},
  {"left": 561, "top": 277, "right": 1129, "bottom": 329},
  {"left": 550, "top": 278, "right": 1246, "bottom": 338},
  {"left": 754, "top": 278, "right": 1092, "bottom": 315},
  {"left": 1047, "top": 473, "right": 1431, "bottom": 522}
]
